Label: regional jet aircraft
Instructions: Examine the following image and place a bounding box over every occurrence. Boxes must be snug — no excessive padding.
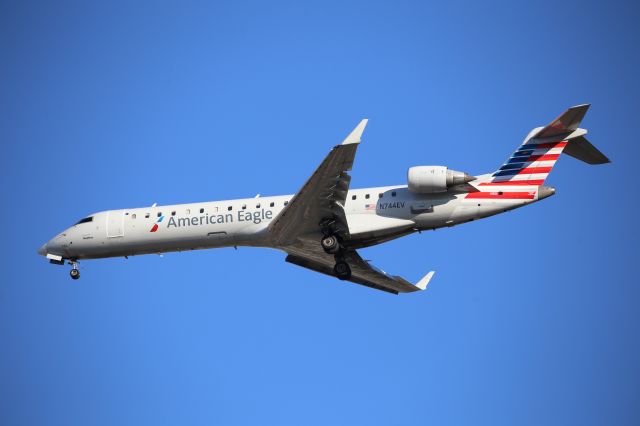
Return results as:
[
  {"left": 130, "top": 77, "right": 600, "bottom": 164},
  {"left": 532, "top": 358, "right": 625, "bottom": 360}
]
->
[{"left": 38, "top": 105, "right": 609, "bottom": 294}]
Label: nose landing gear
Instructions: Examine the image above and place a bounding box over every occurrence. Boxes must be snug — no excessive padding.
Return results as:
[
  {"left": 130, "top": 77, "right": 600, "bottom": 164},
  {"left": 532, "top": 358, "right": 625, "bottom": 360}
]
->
[{"left": 69, "top": 261, "right": 80, "bottom": 280}]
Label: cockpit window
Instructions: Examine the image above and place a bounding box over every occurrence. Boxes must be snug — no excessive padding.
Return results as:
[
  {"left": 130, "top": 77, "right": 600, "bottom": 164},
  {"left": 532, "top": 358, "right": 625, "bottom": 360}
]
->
[{"left": 75, "top": 216, "right": 93, "bottom": 225}]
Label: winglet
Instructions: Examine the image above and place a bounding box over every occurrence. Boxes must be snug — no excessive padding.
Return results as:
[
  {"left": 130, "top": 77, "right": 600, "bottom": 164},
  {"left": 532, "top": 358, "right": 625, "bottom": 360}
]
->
[
  {"left": 415, "top": 271, "right": 435, "bottom": 290},
  {"left": 341, "top": 119, "right": 368, "bottom": 145}
]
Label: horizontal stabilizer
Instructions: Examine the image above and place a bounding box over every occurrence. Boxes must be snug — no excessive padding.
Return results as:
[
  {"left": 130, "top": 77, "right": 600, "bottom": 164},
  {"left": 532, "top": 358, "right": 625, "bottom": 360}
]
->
[
  {"left": 533, "top": 104, "right": 590, "bottom": 139},
  {"left": 564, "top": 135, "right": 611, "bottom": 164}
]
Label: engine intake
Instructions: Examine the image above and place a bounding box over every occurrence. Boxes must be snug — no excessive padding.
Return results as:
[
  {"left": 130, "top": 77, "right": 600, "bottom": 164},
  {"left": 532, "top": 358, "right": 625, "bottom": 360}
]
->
[{"left": 407, "top": 166, "right": 475, "bottom": 193}]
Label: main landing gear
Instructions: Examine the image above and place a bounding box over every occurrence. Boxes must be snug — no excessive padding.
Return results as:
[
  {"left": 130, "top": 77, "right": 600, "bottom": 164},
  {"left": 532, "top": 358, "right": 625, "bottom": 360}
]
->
[
  {"left": 321, "top": 235, "right": 340, "bottom": 254},
  {"left": 333, "top": 259, "right": 351, "bottom": 280},
  {"left": 69, "top": 261, "right": 80, "bottom": 280},
  {"left": 319, "top": 218, "right": 352, "bottom": 280},
  {"left": 320, "top": 234, "right": 351, "bottom": 280}
]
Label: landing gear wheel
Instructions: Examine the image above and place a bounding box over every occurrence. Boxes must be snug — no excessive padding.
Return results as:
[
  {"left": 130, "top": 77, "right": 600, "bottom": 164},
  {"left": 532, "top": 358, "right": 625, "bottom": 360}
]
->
[
  {"left": 334, "top": 261, "right": 351, "bottom": 280},
  {"left": 321, "top": 235, "right": 340, "bottom": 254},
  {"left": 70, "top": 268, "right": 80, "bottom": 280}
]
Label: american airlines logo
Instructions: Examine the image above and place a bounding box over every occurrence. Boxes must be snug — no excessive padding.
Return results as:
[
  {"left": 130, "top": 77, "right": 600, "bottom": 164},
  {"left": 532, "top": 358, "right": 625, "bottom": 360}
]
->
[{"left": 149, "top": 215, "right": 164, "bottom": 232}]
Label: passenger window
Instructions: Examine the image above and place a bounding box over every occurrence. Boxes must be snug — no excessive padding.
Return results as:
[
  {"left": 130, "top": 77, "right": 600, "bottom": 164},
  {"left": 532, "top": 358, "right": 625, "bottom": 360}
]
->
[
  {"left": 145, "top": 213, "right": 150, "bottom": 218},
  {"left": 270, "top": 202, "right": 274, "bottom": 207},
  {"left": 284, "top": 201, "right": 289, "bottom": 206},
  {"left": 392, "top": 191, "right": 397, "bottom": 197},
  {"left": 365, "top": 194, "right": 370, "bottom": 199},
  {"left": 125, "top": 212, "right": 129, "bottom": 216},
  {"left": 256, "top": 204, "right": 261, "bottom": 208},
  {"left": 352, "top": 195, "right": 357, "bottom": 200},
  {"left": 171, "top": 211, "right": 176, "bottom": 216},
  {"left": 242, "top": 204, "right": 246, "bottom": 210},
  {"left": 132, "top": 214, "right": 136, "bottom": 219},
  {"left": 200, "top": 208, "right": 204, "bottom": 214},
  {"left": 157, "top": 212, "right": 162, "bottom": 217},
  {"left": 379, "top": 193, "right": 383, "bottom": 198},
  {"left": 228, "top": 206, "right": 232, "bottom": 211}
]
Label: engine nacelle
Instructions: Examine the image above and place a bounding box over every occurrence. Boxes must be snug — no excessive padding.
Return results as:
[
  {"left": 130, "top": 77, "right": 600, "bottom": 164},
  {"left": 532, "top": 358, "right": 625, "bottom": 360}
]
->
[{"left": 407, "top": 166, "right": 475, "bottom": 193}]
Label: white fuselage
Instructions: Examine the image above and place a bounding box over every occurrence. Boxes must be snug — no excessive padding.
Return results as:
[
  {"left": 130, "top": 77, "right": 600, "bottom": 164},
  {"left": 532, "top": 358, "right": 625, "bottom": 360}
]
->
[{"left": 39, "top": 183, "right": 549, "bottom": 261}]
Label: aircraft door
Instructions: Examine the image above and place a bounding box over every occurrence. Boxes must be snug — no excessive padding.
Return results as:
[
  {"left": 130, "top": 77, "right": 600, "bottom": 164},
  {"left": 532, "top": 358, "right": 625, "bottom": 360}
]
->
[{"left": 106, "top": 210, "right": 125, "bottom": 238}]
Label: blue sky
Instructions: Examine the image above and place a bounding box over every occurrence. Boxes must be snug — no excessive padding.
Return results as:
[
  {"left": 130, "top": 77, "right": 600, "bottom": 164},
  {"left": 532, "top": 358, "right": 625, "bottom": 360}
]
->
[{"left": 1, "top": 1, "right": 638, "bottom": 425}]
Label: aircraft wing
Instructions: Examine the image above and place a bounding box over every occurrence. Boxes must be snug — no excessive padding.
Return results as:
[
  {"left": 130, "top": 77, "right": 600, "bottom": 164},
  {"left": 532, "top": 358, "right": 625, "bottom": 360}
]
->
[
  {"left": 284, "top": 237, "right": 434, "bottom": 295},
  {"left": 268, "top": 120, "right": 368, "bottom": 246}
]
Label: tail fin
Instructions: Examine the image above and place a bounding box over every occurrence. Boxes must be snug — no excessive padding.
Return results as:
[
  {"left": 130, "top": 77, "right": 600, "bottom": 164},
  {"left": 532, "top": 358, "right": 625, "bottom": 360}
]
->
[{"left": 487, "top": 104, "right": 609, "bottom": 186}]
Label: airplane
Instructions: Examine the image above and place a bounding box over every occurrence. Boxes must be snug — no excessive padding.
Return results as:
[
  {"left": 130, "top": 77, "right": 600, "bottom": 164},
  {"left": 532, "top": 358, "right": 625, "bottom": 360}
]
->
[{"left": 38, "top": 104, "right": 609, "bottom": 294}]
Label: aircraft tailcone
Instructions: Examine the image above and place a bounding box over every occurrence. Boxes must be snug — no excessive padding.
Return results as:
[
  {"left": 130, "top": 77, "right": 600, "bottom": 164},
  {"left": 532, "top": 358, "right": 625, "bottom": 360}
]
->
[{"left": 538, "top": 185, "right": 556, "bottom": 200}]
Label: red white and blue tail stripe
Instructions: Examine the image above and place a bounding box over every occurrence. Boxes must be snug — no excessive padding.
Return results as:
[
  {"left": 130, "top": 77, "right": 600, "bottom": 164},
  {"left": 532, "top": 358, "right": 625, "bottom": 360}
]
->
[{"left": 486, "top": 140, "right": 568, "bottom": 186}]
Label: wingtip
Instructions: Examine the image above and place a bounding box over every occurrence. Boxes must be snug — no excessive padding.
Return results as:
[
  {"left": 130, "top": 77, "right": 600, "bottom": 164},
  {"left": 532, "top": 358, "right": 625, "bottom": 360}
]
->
[
  {"left": 341, "top": 119, "right": 368, "bottom": 145},
  {"left": 415, "top": 271, "right": 435, "bottom": 291}
]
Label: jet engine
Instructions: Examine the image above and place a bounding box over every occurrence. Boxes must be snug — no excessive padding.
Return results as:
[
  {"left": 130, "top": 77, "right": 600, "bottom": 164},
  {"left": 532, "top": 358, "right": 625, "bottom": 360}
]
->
[{"left": 407, "top": 166, "right": 475, "bottom": 193}]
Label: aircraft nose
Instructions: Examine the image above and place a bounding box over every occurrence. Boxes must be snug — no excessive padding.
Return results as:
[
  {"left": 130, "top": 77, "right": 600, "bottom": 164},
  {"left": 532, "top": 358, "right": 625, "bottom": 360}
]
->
[{"left": 37, "top": 243, "right": 48, "bottom": 256}]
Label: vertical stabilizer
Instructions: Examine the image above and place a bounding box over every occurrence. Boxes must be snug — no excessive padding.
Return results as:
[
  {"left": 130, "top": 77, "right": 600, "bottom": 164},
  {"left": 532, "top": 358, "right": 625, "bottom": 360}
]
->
[{"left": 485, "top": 104, "right": 607, "bottom": 186}]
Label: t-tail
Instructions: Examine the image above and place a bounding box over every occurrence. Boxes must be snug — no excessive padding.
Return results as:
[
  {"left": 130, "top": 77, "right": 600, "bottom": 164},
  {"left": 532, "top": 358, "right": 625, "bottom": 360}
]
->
[{"left": 479, "top": 104, "right": 610, "bottom": 190}]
